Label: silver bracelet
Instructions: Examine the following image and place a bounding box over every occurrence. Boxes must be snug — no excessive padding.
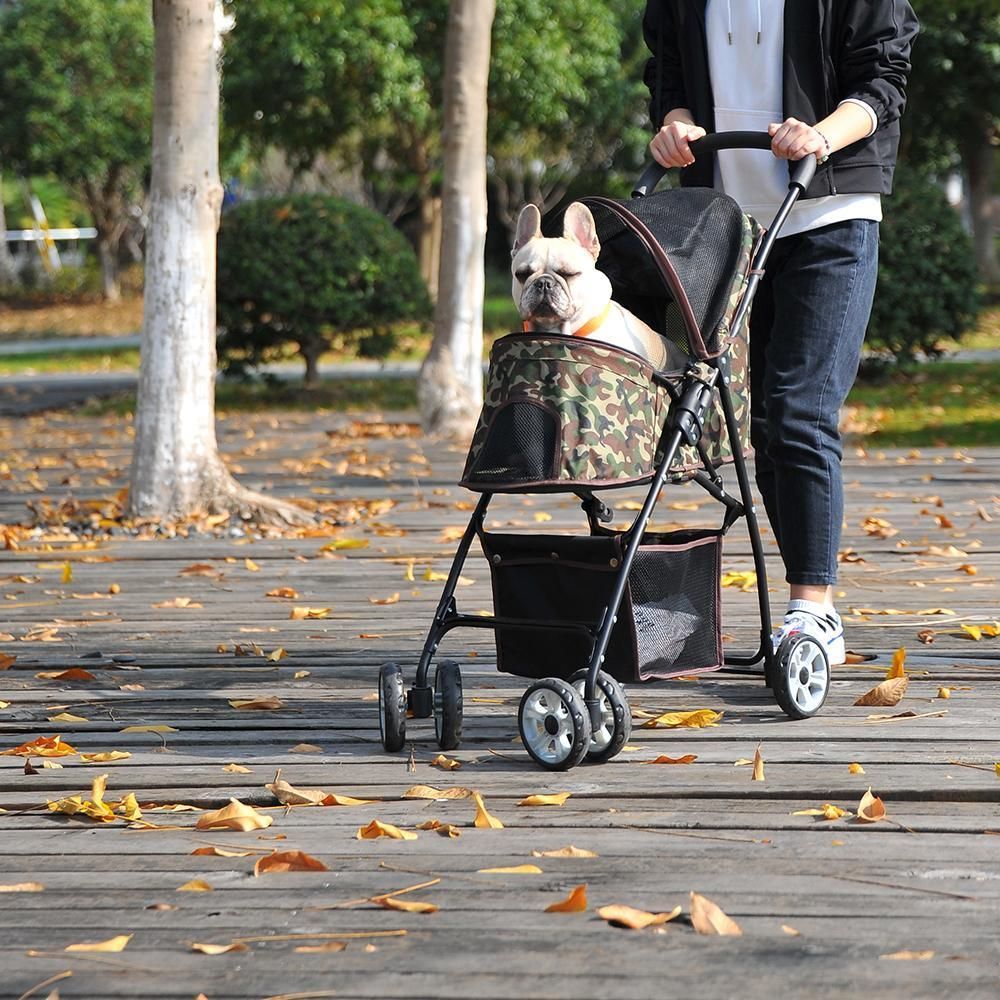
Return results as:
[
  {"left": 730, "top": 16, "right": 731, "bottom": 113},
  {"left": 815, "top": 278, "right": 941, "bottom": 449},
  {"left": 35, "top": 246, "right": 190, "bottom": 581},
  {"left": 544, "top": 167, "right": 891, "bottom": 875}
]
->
[{"left": 815, "top": 129, "right": 832, "bottom": 164}]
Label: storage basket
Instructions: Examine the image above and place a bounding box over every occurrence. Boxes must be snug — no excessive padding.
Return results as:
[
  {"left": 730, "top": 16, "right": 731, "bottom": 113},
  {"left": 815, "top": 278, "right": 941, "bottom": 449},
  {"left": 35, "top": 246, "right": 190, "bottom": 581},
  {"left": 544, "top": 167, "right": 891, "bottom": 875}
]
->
[{"left": 482, "top": 528, "right": 722, "bottom": 684}]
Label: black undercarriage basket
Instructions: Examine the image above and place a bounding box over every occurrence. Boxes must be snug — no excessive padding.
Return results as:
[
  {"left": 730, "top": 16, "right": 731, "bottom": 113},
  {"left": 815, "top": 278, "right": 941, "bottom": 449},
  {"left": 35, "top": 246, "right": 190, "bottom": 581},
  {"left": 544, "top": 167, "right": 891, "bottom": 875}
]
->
[{"left": 483, "top": 528, "right": 723, "bottom": 684}]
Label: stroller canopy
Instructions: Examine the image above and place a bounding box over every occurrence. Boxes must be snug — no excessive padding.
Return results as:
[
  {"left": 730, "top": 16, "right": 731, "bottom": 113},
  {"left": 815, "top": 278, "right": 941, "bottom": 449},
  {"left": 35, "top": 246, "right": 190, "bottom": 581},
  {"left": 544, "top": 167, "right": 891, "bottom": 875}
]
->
[{"left": 546, "top": 189, "right": 755, "bottom": 360}]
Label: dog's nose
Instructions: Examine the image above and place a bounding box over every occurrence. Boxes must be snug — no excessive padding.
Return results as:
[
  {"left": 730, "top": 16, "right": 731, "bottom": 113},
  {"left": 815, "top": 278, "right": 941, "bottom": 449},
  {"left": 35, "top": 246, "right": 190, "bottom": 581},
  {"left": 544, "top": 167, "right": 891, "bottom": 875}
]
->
[{"left": 535, "top": 274, "right": 555, "bottom": 293}]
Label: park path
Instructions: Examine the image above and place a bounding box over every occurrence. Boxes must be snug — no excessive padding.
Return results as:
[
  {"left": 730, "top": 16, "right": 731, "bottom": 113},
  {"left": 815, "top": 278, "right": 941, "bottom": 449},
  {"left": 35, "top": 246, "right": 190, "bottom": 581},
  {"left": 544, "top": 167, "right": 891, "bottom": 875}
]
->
[{"left": 0, "top": 407, "right": 998, "bottom": 999}]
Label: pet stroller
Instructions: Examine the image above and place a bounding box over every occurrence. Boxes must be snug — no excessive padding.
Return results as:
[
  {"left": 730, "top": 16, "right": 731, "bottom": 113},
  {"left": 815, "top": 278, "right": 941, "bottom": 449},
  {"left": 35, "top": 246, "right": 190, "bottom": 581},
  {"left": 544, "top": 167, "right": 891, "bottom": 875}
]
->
[{"left": 378, "top": 133, "right": 831, "bottom": 771}]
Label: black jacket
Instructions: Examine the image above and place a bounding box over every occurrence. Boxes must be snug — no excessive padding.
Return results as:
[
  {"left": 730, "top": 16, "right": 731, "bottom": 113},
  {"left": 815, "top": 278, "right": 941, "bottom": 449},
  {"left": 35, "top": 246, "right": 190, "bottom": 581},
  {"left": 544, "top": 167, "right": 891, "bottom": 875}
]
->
[{"left": 642, "top": 0, "right": 919, "bottom": 198}]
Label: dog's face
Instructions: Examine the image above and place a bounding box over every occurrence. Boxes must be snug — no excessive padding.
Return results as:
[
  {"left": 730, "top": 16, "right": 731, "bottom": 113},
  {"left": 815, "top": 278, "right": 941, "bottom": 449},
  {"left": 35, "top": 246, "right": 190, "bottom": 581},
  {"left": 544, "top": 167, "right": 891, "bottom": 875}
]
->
[{"left": 511, "top": 202, "right": 612, "bottom": 333}]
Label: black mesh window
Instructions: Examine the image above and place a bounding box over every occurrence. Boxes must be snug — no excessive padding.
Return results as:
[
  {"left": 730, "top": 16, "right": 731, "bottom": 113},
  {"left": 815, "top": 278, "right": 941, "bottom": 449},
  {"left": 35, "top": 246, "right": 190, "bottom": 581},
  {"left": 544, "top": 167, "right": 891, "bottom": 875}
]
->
[{"left": 469, "top": 399, "right": 559, "bottom": 484}]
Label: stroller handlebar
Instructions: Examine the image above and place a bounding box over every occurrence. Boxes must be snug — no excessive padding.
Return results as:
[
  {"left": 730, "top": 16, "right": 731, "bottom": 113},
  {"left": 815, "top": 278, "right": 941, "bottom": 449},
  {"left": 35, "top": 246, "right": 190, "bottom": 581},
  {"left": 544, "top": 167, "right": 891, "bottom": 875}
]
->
[{"left": 632, "top": 130, "right": 818, "bottom": 198}]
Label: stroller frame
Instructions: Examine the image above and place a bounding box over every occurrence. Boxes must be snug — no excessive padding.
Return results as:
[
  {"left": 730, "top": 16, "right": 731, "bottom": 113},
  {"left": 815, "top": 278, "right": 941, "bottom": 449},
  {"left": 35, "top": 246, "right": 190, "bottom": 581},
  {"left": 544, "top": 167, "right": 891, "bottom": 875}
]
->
[{"left": 379, "top": 133, "right": 830, "bottom": 770}]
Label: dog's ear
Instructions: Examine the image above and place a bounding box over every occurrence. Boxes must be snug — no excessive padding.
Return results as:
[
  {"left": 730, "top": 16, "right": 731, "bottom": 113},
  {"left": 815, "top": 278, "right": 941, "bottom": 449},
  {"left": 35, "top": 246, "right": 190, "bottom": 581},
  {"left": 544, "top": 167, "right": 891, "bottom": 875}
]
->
[
  {"left": 512, "top": 204, "right": 542, "bottom": 257},
  {"left": 562, "top": 202, "right": 601, "bottom": 260}
]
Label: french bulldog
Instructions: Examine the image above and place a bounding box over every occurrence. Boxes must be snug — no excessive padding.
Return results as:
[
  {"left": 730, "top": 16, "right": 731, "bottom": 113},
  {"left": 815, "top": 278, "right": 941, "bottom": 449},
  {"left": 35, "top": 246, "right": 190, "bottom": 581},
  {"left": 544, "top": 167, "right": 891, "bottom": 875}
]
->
[{"left": 511, "top": 202, "right": 686, "bottom": 370}]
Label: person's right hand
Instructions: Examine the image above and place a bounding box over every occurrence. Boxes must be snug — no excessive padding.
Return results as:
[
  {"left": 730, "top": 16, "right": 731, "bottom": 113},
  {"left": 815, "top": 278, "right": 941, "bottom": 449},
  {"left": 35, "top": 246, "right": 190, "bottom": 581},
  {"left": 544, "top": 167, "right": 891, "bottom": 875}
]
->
[{"left": 650, "top": 121, "right": 707, "bottom": 168}]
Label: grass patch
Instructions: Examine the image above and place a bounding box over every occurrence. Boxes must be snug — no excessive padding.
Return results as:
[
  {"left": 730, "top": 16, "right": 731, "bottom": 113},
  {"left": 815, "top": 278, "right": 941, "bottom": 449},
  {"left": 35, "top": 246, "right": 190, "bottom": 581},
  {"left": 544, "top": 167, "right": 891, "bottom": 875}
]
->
[
  {"left": 0, "top": 346, "right": 140, "bottom": 375},
  {"left": 846, "top": 360, "right": 1000, "bottom": 446}
]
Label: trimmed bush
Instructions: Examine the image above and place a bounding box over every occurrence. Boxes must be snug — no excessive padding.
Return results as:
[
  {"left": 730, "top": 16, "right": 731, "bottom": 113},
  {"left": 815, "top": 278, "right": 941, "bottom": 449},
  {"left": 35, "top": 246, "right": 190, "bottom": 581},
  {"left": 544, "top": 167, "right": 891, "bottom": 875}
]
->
[
  {"left": 866, "top": 166, "right": 980, "bottom": 366},
  {"left": 217, "top": 195, "right": 430, "bottom": 384}
]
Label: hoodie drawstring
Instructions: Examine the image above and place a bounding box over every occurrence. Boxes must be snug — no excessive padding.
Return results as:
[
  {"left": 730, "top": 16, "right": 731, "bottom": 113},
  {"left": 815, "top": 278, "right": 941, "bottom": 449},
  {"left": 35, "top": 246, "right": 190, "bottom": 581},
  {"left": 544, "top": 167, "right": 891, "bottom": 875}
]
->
[{"left": 727, "top": 0, "right": 762, "bottom": 45}]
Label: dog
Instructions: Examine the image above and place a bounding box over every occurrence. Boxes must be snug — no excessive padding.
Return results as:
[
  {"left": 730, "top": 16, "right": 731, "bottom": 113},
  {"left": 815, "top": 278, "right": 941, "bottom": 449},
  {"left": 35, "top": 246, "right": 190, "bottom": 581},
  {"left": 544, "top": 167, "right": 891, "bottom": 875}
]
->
[{"left": 511, "top": 202, "right": 686, "bottom": 370}]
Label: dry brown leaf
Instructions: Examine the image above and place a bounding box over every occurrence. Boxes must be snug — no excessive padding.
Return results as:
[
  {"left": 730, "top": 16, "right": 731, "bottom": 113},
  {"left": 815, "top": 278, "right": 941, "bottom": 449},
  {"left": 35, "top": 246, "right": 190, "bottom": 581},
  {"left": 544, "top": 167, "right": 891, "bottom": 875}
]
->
[
  {"left": 0, "top": 734, "right": 72, "bottom": 759},
  {"left": 415, "top": 819, "right": 462, "bottom": 838},
  {"left": 35, "top": 668, "right": 96, "bottom": 682},
  {"left": 430, "top": 754, "right": 462, "bottom": 771},
  {"left": 887, "top": 647, "right": 907, "bottom": 679},
  {"left": 792, "top": 803, "right": 852, "bottom": 820},
  {"left": 518, "top": 792, "right": 571, "bottom": 807},
  {"left": 229, "top": 696, "right": 286, "bottom": 711},
  {"left": 937, "top": 687, "right": 952, "bottom": 700},
  {"left": 0, "top": 882, "right": 44, "bottom": 892},
  {"left": 531, "top": 845, "right": 598, "bottom": 859},
  {"left": 368, "top": 593, "right": 401, "bottom": 605},
  {"left": 781, "top": 924, "right": 802, "bottom": 936},
  {"left": 177, "top": 879, "right": 214, "bottom": 892},
  {"left": 267, "top": 773, "right": 374, "bottom": 807},
  {"left": 244, "top": 558, "right": 260, "bottom": 572},
  {"left": 191, "top": 941, "right": 249, "bottom": 955},
  {"left": 294, "top": 941, "right": 347, "bottom": 953},
  {"left": 689, "top": 892, "right": 742, "bottom": 936},
  {"left": 65, "top": 934, "right": 132, "bottom": 952},
  {"left": 266, "top": 587, "right": 299, "bottom": 599},
  {"left": 472, "top": 791, "right": 504, "bottom": 829},
  {"left": 254, "top": 850, "right": 329, "bottom": 876},
  {"left": 223, "top": 763, "right": 251, "bottom": 774},
  {"left": 47, "top": 712, "right": 89, "bottom": 723},
  {"left": 751, "top": 744, "right": 765, "bottom": 782},
  {"left": 0, "top": 653, "right": 17, "bottom": 670},
  {"left": 856, "top": 787, "right": 887, "bottom": 823},
  {"left": 854, "top": 676, "right": 909, "bottom": 707},
  {"left": 545, "top": 884, "right": 588, "bottom": 913},
  {"left": 880, "top": 950, "right": 935, "bottom": 961},
  {"left": 290, "top": 606, "right": 331, "bottom": 620},
  {"left": 848, "top": 762, "right": 865, "bottom": 775},
  {"left": 357, "top": 819, "right": 417, "bottom": 841},
  {"left": 289, "top": 743, "right": 323, "bottom": 754},
  {"left": 195, "top": 799, "right": 273, "bottom": 832},
  {"left": 597, "top": 903, "right": 682, "bottom": 929},
  {"left": 266, "top": 648, "right": 287, "bottom": 663},
  {"left": 190, "top": 846, "right": 254, "bottom": 858},
  {"left": 152, "top": 597, "right": 202, "bottom": 609},
  {"left": 643, "top": 754, "right": 698, "bottom": 765}
]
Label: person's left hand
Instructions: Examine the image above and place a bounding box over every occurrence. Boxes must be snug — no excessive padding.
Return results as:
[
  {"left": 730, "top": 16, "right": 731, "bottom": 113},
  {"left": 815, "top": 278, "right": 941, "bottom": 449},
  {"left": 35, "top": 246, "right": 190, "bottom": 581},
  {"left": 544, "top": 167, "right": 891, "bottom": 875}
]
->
[{"left": 768, "top": 117, "right": 828, "bottom": 161}]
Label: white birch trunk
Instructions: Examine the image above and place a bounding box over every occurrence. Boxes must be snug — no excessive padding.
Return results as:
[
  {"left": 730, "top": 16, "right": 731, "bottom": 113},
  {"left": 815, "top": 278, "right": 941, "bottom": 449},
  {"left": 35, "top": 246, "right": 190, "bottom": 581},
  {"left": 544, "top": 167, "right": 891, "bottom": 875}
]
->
[
  {"left": 0, "top": 171, "right": 18, "bottom": 285},
  {"left": 129, "top": 0, "right": 305, "bottom": 524},
  {"left": 417, "top": 0, "right": 495, "bottom": 439}
]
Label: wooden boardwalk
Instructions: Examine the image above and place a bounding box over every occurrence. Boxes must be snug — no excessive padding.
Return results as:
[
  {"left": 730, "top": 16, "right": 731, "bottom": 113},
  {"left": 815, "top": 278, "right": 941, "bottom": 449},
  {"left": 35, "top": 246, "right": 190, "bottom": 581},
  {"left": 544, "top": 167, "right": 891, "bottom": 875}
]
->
[{"left": 1, "top": 408, "right": 998, "bottom": 1000}]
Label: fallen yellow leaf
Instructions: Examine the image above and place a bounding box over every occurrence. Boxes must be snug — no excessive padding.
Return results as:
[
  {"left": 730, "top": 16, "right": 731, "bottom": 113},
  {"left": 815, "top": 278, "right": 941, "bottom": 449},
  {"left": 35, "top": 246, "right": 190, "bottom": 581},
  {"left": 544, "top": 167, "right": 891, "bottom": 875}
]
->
[
  {"left": 472, "top": 791, "right": 504, "bottom": 829},
  {"left": 402, "top": 784, "right": 473, "bottom": 800},
  {"left": 190, "top": 847, "right": 254, "bottom": 858},
  {"left": 229, "top": 696, "right": 285, "bottom": 710},
  {"left": 222, "top": 763, "right": 251, "bottom": 774},
  {"left": 48, "top": 712, "right": 89, "bottom": 724},
  {"left": 177, "top": 879, "right": 214, "bottom": 892},
  {"left": 371, "top": 895, "right": 438, "bottom": 914},
  {"left": 196, "top": 799, "right": 273, "bottom": 832},
  {"left": 792, "top": 803, "right": 852, "bottom": 821},
  {"left": 887, "top": 647, "right": 907, "bottom": 679},
  {"left": 290, "top": 606, "right": 331, "bottom": 620},
  {"left": 848, "top": 762, "right": 865, "bottom": 775},
  {"left": 641, "top": 709, "right": 723, "bottom": 729},
  {"left": 266, "top": 647, "right": 287, "bottom": 663},
  {"left": 518, "top": 792, "right": 571, "bottom": 807},
  {"left": 294, "top": 941, "right": 347, "bottom": 953},
  {"left": 357, "top": 819, "right": 417, "bottom": 841},
  {"left": 61, "top": 561, "right": 73, "bottom": 584},
  {"left": 36, "top": 668, "right": 96, "bottom": 682},
  {"left": 880, "top": 950, "right": 935, "bottom": 961},
  {"left": 368, "top": 593, "right": 401, "bottom": 606},
  {"left": 120, "top": 725, "right": 178, "bottom": 734},
  {"left": 415, "top": 819, "right": 462, "bottom": 838},
  {"left": 431, "top": 754, "right": 462, "bottom": 771},
  {"left": 937, "top": 687, "right": 952, "bottom": 700},
  {"left": 477, "top": 864, "right": 543, "bottom": 874},
  {"left": 321, "top": 538, "right": 369, "bottom": 551},
  {"left": 597, "top": 903, "right": 682, "bottom": 929},
  {"left": 545, "top": 884, "right": 588, "bottom": 913},
  {"left": 191, "top": 941, "right": 249, "bottom": 955},
  {"left": 531, "top": 845, "right": 598, "bottom": 858},
  {"left": 689, "top": 891, "right": 742, "bottom": 936},
  {"left": 751, "top": 744, "right": 765, "bottom": 782},
  {"left": 961, "top": 624, "right": 983, "bottom": 641},
  {"left": 79, "top": 751, "right": 131, "bottom": 763},
  {"left": 0, "top": 882, "right": 44, "bottom": 892},
  {"left": 244, "top": 558, "right": 260, "bottom": 572},
  {"left": 66, "top": 934, "right": 132, "bottom": 953},
  {"left": 266, "top": 587, "right": 299, "bottom": 599},
  {"left": 720, "top": 570, "right": 756, "bottom": 592},
  {"left": 781, "top": 924, "right": 802, "bottom": 936},
  {"left": 289, "top": 743, "right": 323, "bottom": 753},
  {"left": 643, "top": 754, "right": 698, "bottom": 765},
  {"left": 267, "top": 773, "right": 375, "bottom": 807}
]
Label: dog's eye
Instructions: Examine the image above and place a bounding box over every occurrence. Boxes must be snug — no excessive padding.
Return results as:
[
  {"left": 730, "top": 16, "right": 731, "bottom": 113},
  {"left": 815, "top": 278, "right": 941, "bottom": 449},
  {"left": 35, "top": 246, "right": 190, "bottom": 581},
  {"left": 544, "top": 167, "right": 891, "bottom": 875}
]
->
[
  {"left": 557, "top": 270, "right": 580, "bottom": 280},
  {"left": 514, "top": 267, "right": 532, "bottom": 281}
]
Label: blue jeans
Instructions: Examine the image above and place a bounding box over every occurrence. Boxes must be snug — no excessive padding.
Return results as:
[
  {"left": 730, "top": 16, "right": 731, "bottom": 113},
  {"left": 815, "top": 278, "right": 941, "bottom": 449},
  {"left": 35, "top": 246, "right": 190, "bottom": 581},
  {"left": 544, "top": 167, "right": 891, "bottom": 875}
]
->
[{"left": 749, "top": 218, "right": 879, "bottom": 586}]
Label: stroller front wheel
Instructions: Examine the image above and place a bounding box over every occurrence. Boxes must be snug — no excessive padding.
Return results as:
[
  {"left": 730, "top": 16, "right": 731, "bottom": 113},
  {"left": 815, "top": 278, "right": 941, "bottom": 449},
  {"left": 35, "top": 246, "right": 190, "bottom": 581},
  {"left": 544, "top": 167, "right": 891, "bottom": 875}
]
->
[
  {"left": 433, "top": 660, "right": 463, "bottom": 751},
  {"left": 569, "top": 669, "right": 631, "bottom": 762},
  {"left": 518, "top": 678, "right": 592, "bottom": 771},
  {"left": 770, "top": 634, "right": 830, "bottom": 719},
  {"left": 378, "top": 662, "right": 407, "bottom": 752}
]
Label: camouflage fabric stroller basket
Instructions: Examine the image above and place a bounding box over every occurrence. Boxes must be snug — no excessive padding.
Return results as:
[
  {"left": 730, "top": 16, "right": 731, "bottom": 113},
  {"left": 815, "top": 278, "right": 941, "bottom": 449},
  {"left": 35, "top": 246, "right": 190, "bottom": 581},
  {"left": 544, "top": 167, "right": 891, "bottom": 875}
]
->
[{"left": 461, "top": 188, "right": 761, "bottom": 494}]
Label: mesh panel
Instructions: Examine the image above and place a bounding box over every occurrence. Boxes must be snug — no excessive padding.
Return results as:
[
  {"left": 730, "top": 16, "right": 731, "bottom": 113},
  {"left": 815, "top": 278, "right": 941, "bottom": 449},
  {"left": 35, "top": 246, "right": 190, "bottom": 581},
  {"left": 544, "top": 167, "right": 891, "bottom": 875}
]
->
[
  {"left": 546, "top": 190, "right": 747, "bottom": 357},
  {"left": 468, "top": 399, "right": 558, "bottom": 484},
  {"left": 629, "top": 531, "right": 722, "bottom": 679}
]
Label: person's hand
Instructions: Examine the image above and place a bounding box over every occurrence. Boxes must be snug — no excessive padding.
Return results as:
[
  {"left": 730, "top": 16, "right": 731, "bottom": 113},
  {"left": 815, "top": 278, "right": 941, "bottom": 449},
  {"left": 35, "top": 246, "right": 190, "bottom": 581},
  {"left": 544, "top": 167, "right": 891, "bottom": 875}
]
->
[
  {"left": 650, "top": 121, "right": 707, "bottom": 168},
  {"left": 768, "top": 118, "right": 829, "bottom": 161}
]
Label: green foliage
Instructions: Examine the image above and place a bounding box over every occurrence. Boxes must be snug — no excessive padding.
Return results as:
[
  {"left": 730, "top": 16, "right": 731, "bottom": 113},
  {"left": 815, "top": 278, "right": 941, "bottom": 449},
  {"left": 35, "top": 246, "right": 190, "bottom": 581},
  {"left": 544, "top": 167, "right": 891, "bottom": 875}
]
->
[
  {"left": 866, "top": 167, "right": 980, "bottom": 364},
  {"left": 0, "top": 0, "right": 152, "bottom": 185},
  {"left": 216, "top": 195, "right": 431, "bottom": 380}
]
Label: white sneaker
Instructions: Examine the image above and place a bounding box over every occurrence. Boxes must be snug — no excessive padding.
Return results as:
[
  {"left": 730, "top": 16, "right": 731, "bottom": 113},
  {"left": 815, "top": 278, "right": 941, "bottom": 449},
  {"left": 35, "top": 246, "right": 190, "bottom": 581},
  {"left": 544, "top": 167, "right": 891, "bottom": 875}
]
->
[{"left": 773, "top": 600, "right": 845, "bottom": 665}]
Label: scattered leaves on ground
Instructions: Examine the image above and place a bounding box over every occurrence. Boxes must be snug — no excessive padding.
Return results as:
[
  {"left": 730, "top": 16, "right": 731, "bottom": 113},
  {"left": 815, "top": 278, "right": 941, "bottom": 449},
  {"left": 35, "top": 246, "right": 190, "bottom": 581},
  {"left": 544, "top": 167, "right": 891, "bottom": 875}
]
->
[
  {"left": 689, "top": 892, "right": 742, "bottom": 936},
  {"left": 640, "top": 709, "right": 723, "bottom": 729},
  {"left": 254, "top": 850, "right": 329, "bottom": 875},
  {"left": 597, "top": 903, "right": 682, "bottom": 929},
  {"left": 531, "top": 845, "right": 598, "bottom": 858},
  {"left": 65, "top": 934, "right": 132, "bottom": 953},
  {"left": 518, "top": 792, "right": 571, "bottom": 807},
  {"left": 357, "top": 819, "right": 417, "bottom": 841},
  {"left": 195, "top": 799, "right": 273, "bottom": 832},
  {"left": 854, "top": 676, "right": 909, "bottom": 707},
  {"left": 545, "top": 884, "right": 588, "bottom": 913},
  {"left": 643, "top": 754, "right": 698, "bottom": 765},
  {"left": 856, "top": 787, "right": 887, "bottom": 823},
  {"left": 478, "top": 864, "right": 542, "bottom": 874},
  {"left": 472, "top": 791, "right": 504, "bottom": 829}
]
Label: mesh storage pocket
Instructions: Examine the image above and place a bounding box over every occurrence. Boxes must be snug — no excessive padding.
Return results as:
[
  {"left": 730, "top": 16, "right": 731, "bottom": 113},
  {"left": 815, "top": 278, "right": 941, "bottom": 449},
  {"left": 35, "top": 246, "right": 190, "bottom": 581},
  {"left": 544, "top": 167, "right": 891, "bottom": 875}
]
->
[
  {"left": 629, "top": 530, "right": 722, "bottom": 679},
  {"left": 466, "top": 398, "right": 559, "bottom": 485}
]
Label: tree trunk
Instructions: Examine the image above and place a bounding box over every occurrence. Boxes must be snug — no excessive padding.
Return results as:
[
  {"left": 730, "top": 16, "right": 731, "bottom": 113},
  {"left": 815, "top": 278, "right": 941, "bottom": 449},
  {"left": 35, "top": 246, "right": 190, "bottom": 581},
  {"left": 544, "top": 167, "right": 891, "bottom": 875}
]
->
[
  {"left": 301, "top": 337, "right": 322, "bottom": 389},
  {"left": 418, "top": 194, "right": 443, "bottom": 302},
  {"left": 129, "top": 0, "right": 307, "bottom": 525},
  {"left": 0, "top": 171, "right": 18, "bottom": 286},
  {"left": 963, "top": 130, "right": 1000, "bottom": 285},
  {"left": 95, "top": 231, "right": 122, "bottom": 302},
  {"left": 418, "top": 0, "right": 495, "bottom": 439}
]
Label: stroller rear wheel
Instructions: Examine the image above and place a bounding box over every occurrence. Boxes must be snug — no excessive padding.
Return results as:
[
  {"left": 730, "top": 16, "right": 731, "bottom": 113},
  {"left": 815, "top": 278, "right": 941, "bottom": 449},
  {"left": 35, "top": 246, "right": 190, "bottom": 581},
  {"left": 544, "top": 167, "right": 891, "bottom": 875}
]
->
[
  {"left": 378, "top": 662, "right": 407, "bottom": 752},
  {"left": 518, "top": 678, "right": 592, "bottom": 771},
  {"left": 770, "top": 634, "right": 830, "bottom": 719},
  {"left": 569, "top": 669, "right": 631, "bottom": 762},
  {"left": 433, "top": 660, "right": 463, "bottom": 751}
]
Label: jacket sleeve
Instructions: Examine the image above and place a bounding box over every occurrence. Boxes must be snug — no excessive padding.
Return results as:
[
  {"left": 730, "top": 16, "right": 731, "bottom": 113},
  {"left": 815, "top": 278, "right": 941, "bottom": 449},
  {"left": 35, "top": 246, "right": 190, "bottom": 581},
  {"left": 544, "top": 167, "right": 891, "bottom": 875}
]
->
[
  {"left": 835, "top": 0, "right": 919, "bottom": 130},
  {"left": 642, "top": 1, "right": 686, "bottom": 129}
]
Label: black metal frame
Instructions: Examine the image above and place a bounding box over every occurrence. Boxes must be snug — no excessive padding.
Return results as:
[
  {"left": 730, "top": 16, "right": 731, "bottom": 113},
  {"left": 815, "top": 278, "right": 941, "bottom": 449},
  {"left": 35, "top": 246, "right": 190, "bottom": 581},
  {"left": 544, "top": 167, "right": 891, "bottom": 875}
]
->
[{"left": 406, "top": 133, "right": 817, "bottom": 731}]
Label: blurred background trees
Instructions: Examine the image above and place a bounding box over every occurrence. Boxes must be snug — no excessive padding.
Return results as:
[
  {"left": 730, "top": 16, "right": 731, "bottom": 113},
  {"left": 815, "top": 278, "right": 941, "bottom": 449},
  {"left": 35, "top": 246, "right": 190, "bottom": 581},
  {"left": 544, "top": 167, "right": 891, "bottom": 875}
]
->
[{"left": 0, "top": 0, "right": 996, "bottom": 366}]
